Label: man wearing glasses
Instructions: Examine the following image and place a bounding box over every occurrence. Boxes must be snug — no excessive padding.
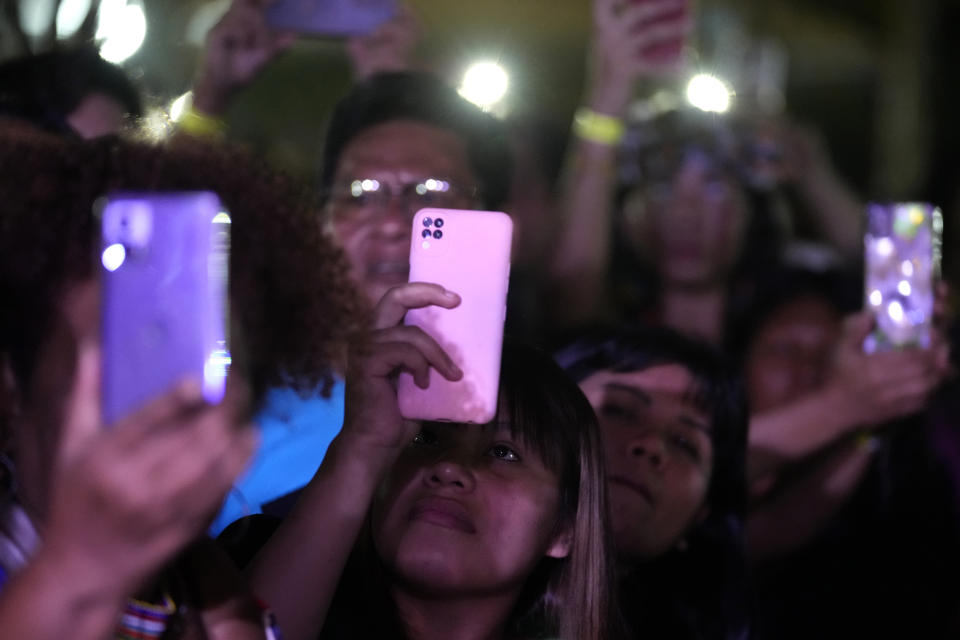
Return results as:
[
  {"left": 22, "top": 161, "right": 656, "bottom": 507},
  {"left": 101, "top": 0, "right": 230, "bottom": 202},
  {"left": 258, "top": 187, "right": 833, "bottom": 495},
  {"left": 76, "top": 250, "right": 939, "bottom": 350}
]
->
[
  {"left": 214, "top": 71, "right": 512, "bottom": 536},
  {"left": 320, "top": 71, "right": 512, "bottom": 305}
]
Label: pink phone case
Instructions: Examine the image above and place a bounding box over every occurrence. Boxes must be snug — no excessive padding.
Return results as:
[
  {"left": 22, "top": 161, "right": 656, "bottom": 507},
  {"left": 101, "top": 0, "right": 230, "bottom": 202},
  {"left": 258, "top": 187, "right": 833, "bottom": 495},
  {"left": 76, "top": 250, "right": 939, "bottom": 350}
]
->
[{"left": 398, "top": 208, "right": 513, "bottom": 424}]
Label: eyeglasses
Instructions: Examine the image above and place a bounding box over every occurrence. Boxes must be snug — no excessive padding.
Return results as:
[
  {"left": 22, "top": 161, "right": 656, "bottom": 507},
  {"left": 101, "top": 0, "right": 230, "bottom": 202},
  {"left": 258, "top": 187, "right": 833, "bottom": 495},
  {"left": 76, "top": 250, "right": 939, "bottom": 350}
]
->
[{"left": 325, "top": 177, "right": 480, "bottom": 223}]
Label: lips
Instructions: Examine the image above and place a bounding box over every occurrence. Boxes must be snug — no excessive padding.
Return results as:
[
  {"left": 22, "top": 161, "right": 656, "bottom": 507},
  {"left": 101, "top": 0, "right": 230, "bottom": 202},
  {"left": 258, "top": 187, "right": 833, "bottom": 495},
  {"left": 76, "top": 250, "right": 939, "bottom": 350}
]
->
[
  {"left": 409, "top": 496, "right": 477, "bottom": 533},
  {"left": 608, "top": 475, "right": 655, "bottom": 507}
]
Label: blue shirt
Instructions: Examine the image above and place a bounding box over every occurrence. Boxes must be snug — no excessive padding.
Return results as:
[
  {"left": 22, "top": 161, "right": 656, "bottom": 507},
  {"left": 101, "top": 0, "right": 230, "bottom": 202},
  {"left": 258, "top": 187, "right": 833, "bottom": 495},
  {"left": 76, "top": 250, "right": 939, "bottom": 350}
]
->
[{"left": 209, "top": 381, "right": 345, "bottom": 535}]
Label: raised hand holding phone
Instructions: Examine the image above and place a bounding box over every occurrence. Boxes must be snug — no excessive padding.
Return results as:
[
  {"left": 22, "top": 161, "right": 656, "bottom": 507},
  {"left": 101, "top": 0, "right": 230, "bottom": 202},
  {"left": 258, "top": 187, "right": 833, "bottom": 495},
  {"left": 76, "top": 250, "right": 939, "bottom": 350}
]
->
[
  {"left": 398, "top": 209, "right": 513, "bottom": 424},
  {"left": 193, "top": 0, "right": 297, "bottom": 117},
  {"left": 342, "top": 283, "right": 463, "bottom": 455},
  {"left": 590, "top": 0, "right": 692, "bottom": 115}
]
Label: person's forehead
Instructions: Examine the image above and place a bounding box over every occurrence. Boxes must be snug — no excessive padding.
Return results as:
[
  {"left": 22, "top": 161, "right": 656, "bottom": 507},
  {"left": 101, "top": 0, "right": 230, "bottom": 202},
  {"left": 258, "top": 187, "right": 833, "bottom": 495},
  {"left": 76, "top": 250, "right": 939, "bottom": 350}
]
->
[
  {"left": 580, "top": 363, "right": 703, "bottom": 413},
  {"left": 580, "top": 364, "right": 699, "bottom": 403},
  {"left": 334, "top": 119, "right": 474, "bottom": 180}
]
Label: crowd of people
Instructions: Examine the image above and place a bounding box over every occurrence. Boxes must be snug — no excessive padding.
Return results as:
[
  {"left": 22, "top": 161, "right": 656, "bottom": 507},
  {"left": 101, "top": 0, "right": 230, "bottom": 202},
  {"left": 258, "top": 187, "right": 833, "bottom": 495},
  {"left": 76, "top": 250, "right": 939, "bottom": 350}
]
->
[{"left": 0, "top": 0, "right": 958, "bottom": 638}]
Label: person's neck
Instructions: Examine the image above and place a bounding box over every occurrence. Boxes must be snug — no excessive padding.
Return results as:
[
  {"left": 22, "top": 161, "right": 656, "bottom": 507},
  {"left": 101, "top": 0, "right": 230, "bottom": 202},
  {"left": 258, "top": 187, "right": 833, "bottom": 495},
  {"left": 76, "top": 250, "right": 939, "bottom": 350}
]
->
[
  {"left": 660, "top": 282, "right": 727, "bottom": 345},
  {"left": 391, "top": 583, "right": 521, "bottom": 640}
]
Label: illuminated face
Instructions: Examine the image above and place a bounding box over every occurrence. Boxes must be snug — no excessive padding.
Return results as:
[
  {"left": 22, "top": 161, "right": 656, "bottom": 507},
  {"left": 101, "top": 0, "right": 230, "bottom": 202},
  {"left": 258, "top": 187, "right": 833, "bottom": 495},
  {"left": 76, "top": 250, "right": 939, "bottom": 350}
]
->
[
  {"left": 622, "top": 152, "right": 748, "bottom": 289},
  {"left": 370, "top": 421, "right": 570, "bottom": 597},
  {"left": 746, "top": 295, "right": 841, "bottom": 412},
  {"left": 579, "top": 364, "right": 713, "bottom": 561},
  {"left": 329, "top": 120, "right": 480, "bottom": 306}
]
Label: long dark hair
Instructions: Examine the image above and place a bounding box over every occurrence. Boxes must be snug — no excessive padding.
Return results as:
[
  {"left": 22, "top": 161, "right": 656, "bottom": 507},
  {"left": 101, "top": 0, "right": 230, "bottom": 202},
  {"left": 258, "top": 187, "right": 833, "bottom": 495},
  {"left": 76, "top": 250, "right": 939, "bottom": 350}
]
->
[
  {"left": 321, "top": 341, "right": 617, "bottom": 640},
  {"left": 612, "top": 110, "right": 785, "bottom": 333},
  {"left": 558, "top": 326, "right": 753, "bottom": 640}
]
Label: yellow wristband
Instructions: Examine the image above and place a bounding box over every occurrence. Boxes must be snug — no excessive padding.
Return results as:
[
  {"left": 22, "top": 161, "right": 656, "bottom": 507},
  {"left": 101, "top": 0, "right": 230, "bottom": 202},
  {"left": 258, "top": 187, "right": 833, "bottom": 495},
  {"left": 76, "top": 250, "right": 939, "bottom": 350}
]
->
[
  {"left": 177, "top": 104, "right": 227, "bottom": 140},
  {"left": 573, "top": 107, "right": 625, "bottom": 146}
]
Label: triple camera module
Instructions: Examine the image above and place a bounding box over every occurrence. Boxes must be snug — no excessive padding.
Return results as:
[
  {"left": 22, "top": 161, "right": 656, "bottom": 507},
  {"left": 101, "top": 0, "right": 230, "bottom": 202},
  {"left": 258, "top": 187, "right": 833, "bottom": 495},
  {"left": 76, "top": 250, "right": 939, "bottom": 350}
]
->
[{"left": 421, "top": 216, "right": 444, "bottom": 239}]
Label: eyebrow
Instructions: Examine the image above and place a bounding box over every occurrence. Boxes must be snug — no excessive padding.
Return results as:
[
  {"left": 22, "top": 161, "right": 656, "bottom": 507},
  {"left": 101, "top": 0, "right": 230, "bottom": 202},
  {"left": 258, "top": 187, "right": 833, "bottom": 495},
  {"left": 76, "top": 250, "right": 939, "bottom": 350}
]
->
[
  {"left": 605, "top": 383, "right": 712, "bottom": 434},
  {"left": 605, "top": 383, "right": 652, "bottom": 406}
]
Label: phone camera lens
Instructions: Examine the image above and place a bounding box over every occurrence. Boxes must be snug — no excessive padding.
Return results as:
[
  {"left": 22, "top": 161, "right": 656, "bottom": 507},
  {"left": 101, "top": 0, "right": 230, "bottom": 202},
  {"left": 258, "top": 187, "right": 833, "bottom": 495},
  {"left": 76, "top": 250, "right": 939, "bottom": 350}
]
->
[
  {"left": 434, "top": 218, "right": 444, "bottom": 228},
  {"left": 422, "top": 217, "right": 433, "bottom": 227},
  {"left": 433, "top": 230, "right": 443, "bottom": 239},
  {"left": 421, "top": 229, "right": 432, "bottom": 238}
]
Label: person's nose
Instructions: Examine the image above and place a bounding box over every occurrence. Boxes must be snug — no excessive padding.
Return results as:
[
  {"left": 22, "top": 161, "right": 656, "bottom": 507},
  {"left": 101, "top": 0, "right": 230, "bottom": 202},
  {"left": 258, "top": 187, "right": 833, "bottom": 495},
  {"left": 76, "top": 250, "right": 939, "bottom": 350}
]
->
[
  {"left": 370, "top": 196, "right": 412, "bottom": 242},
  {"left": 423, "top": 454, "right": 477, "bottom": 493},
  {"left": 627, "top": 431, "right": 668, "bottom": 472}
]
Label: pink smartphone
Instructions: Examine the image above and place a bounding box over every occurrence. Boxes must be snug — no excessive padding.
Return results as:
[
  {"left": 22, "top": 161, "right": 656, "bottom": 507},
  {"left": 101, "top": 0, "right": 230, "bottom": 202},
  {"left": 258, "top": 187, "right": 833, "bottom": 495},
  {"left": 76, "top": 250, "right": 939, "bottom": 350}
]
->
[
  {"left": 99, "top": 192, "right": 231, "bottom": 425},
  {"left": 398, "top": 208, "right": 513, "bottom": 424},
  {"left": 863, "top": 202, "right": 942, "bottom": 353}
]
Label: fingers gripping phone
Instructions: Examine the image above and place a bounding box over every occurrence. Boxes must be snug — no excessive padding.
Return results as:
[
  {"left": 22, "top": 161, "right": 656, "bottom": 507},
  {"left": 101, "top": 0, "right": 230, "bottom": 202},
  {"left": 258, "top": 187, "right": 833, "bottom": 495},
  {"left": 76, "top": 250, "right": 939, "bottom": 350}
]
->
[
  {"left": 265, "top": 0, "right": 397, "bottom": 37},
  {"left": 632, "top": 0, "right": 691, "bottom": 64},
  {"left": 99, "top": 192, "right": 231, "bottom": 425},
  {"left": 863, "top": 202, "right": 942, "bottom": 353},
  {"left": 398, "top": 209, "right": 513, "bottom": 424}
]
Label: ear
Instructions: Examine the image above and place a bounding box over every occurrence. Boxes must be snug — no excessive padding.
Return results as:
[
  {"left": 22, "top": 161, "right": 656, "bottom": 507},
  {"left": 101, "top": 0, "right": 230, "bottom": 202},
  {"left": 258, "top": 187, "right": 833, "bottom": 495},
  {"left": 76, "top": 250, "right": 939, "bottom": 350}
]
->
[{"left": 545, "top": 525, "right": 573, "bottom": 559}]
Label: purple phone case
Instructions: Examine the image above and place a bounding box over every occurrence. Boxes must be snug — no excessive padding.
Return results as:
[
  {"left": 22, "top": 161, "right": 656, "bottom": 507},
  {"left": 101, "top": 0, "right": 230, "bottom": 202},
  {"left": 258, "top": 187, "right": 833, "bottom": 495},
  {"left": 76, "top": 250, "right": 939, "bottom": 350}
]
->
[
  {"left": 100, "top": 192, "right": 230, "bottom": 426},
  {"left": 265, "top": 0, "right": 397, "bottom": 37},
  {"left": 864, "top": 202, "right": 941, "bottom": 353}
]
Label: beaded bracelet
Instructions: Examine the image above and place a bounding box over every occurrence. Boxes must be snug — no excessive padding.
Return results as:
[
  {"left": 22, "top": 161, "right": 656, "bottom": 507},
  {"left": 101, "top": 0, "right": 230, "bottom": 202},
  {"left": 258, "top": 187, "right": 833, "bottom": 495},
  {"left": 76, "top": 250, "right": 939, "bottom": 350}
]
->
[
  {"left": 116, "top": 592, "right": 177, "bottom": 640},
  {"left": 573, "top": 107, "right": 625, "bottom": 146}
]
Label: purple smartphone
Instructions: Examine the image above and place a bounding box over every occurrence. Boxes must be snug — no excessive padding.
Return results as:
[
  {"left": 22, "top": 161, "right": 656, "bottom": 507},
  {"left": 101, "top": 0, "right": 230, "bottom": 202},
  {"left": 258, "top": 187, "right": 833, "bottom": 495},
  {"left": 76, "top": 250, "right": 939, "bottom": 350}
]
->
[
  {"left": 864, "top": 202, "right": 942, "bottom": 353},
  {"left": 265, "top": 0, "right": 397, "bottom": 37},
  {"left": 99, "top": 192, "right": 231, "bottom": 426},
  {"left": 398, "top": 208, "right": 513, "bottom": 424}
]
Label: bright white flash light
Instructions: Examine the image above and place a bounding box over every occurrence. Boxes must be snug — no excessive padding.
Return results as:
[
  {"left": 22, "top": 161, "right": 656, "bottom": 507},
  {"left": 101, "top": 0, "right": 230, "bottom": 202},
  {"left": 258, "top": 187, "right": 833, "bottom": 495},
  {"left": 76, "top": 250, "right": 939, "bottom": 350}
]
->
[
  {"left": 102, "top": 243, "right": 126, "bottom": 271},
  {"left": 169, "top": 92, "right": 192, "bottom": 122},
  {"left": 97, "top": 0, "right": 146, "bottom": 64},
  {"left": 458, "top": 62, "right": 509, "bottom": 110},
  {"left": 888, "top": 300, "right": 905, "bottom": 324},
  {"left": 686, "top": 74, "right": 733, "bottom": 114},
  {"left": 56, "top": 0, "right": 93, "bottom": 39}
]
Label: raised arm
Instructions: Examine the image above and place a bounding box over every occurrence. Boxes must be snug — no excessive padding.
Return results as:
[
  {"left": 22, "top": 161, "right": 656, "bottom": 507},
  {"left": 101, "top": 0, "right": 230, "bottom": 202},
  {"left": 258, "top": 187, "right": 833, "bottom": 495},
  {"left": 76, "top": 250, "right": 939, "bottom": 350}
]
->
[
  {"left": 185, "top": 0, "right": 294, "bottom": 137},
  {"left": 245, "top": 283, "right": 463, "bottom": 640},
  {"left": 747, "top": 437, "right": 876, "bottom": 558},
  {"left": 547, "top": 0, "right": 689, "bottom": 328},
  {"left": 748, "top": 312, "right": 948, "bottom": 482},
  {"left": 0, "top": 345, "right": 255, "bottom": 640}
]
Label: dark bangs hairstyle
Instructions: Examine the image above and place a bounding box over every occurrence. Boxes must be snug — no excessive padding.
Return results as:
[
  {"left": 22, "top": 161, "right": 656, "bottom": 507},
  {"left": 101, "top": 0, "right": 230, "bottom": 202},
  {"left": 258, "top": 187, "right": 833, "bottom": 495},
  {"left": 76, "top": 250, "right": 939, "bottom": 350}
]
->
[
  {"left": 319, "top": 71, "right": 512, "bottom": 210},
  {"left": 557, "top": 326, "right": 753, "bottom": 640},
  {"left": 321, "top": 342, "right": 617, "bottom": 640},
  {"left": 0, "top": 124, "right": 363, "bottom": 418}
]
